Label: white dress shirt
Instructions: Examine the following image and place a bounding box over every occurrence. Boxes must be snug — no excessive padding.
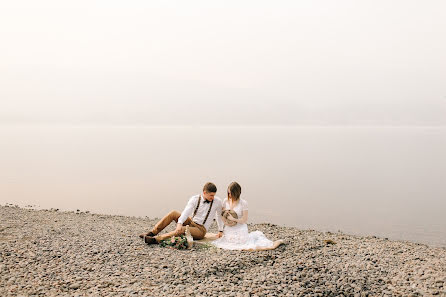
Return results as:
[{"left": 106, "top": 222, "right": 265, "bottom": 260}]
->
[{"left": 178, "top": 194, "right": 224, "bottom": 232}]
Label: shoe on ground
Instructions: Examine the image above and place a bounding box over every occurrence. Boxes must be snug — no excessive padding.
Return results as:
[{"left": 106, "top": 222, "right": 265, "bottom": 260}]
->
[
  {"left": 139, "top": 231, "right": 155, "bottom": 239},
  {"left": 144, "top": 236, "right": 157, "bottom": 245}
]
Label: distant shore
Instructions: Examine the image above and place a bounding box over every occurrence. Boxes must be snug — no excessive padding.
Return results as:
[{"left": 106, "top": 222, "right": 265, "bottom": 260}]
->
[{"left": 1, "top": 205, "right": 445, "bottom": 296}]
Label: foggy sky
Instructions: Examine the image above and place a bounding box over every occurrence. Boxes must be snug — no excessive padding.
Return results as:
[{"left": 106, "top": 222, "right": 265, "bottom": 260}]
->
[{"left": 1, "top": 0, "right": 445, "bottom": 126}]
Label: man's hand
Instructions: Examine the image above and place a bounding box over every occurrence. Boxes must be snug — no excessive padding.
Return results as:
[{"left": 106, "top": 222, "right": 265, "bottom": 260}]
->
[
  {"left": 217, "top": 231, "right": 223, "bottom": 238},
  {"left": 174, "top": 223, "right": 183, "bottom": 236}
]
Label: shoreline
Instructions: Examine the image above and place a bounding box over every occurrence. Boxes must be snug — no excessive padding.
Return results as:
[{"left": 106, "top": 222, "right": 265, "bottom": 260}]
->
[
  {"left": 3, "top": 202, "right": 444, "bottom": 249},
  {"left": 1, "top": 205, "right": 445, "bottom": 296}
]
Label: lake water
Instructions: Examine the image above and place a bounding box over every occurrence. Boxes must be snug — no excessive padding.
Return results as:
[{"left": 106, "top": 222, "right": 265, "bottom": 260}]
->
[{"left": 1, "top": 125, "right": 445, "bottom": 247}]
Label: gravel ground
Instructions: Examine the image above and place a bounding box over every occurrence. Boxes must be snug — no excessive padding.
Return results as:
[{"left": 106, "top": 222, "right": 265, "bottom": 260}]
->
[{"left": 1, "top": 204, "right": 445, "bottom": 297}]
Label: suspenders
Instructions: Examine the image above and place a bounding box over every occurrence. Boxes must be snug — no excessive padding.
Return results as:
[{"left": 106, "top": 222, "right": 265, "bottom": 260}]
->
[{"left": 192, "top": 195, "right": 214, "bottom": 226}]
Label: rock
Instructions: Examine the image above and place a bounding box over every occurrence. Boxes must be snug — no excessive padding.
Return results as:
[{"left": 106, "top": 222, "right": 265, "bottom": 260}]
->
[{"left": 69, "top": 283, "right": 80, "bottom": 290}]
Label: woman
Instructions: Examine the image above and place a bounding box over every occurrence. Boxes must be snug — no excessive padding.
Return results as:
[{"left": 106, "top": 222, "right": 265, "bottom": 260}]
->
[{"left": 211, "top": 182, "right": 274, "bottom": 250}]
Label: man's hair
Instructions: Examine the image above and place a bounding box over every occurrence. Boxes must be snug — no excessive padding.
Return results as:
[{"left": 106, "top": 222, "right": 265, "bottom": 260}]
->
[
  {"left": 203, "top": 182, "right": 217, "bottom": 193},
  {"left": 228, "top": 181, "right": 242, "bottom": 201}
]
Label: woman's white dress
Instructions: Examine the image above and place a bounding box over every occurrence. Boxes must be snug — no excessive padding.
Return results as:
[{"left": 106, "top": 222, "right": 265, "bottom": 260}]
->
[{"left": 211, "top": 198, "right": 274, "bottom": 250}]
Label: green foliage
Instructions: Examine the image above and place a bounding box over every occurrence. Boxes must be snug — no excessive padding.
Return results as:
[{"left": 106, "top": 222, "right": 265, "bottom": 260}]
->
[{"left": 194, "top": 242, "right": 217, "bottom": 251}]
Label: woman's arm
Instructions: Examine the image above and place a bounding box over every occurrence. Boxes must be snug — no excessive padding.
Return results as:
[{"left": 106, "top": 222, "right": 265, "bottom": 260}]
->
[
  {"left": 220, "top": 207, "right": 231, "bottom": 226},
  {"left": 222, "top": 217, "right": 232, "bottom": 226},
  {"left": 227, "top": 210, "right": 248, "bottom": 224},
  {"left": 215, "top": 204, "right": 225, "bottom": 237},
  {"left": 222, "top": 211, "right": 235, "bottom": 226}
]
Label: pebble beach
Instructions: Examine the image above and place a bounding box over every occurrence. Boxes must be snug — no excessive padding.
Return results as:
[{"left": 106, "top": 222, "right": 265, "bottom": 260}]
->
[{"left": 1, "top": 204, "right": 445, "bottom": 297}]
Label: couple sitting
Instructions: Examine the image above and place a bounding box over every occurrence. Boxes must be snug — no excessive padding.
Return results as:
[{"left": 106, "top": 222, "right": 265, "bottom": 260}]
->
[{"left": 139, "top": 182, "right": 274, "bottom": 250}]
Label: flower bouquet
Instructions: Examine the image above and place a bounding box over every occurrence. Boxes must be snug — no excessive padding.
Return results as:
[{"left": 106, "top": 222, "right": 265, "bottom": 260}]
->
[{"left": 159, "top": 235, "right": 188, "bottom": 250}]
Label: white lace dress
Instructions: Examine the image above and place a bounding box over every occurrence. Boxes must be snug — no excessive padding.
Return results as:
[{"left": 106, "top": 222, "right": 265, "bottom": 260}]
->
[{"left": 211, "top": 199, "right": 274, "bottom": 250}]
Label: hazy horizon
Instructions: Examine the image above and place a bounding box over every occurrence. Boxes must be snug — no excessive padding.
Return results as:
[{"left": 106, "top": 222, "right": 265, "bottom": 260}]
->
[{"left": 1, "top": 125, "right": 446, "bottom": 247}]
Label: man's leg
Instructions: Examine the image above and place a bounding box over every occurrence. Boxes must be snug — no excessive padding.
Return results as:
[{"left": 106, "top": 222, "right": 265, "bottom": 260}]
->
[
  {"left": 154, "top": 220, "right": 206, "bottom": 242},
  {"left": 152, "top": 210, "right": 182, "bottom": 235},
  {"left": 154, "top": 216, "right": 191, "bottom": 242},
  {"left": 140, "top": 210, "right": 182, "bottom": 238},
  {"left": 188, "top": 221, "right": 206, "bottom": 240}
]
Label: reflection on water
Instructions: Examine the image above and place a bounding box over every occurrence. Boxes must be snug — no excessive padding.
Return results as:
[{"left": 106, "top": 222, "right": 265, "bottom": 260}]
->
[{"left": 1, "top": 125, "right": 445, "bottom": 246}]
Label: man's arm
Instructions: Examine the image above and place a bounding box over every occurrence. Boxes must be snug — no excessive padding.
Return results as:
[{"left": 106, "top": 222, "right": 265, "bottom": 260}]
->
[{"left": 175, "top": 196, "right": 197, "bottom": 235}]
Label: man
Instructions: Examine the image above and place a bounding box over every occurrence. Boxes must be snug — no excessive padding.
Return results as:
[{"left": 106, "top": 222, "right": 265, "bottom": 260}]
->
[{"left": 139, "top": 182, "right": 224, "bottom": 244}]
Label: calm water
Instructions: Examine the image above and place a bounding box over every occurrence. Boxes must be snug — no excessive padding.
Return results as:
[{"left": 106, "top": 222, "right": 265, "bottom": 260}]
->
[{"left": 1, "top": 125, "right": 445, "bottom": 247}]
